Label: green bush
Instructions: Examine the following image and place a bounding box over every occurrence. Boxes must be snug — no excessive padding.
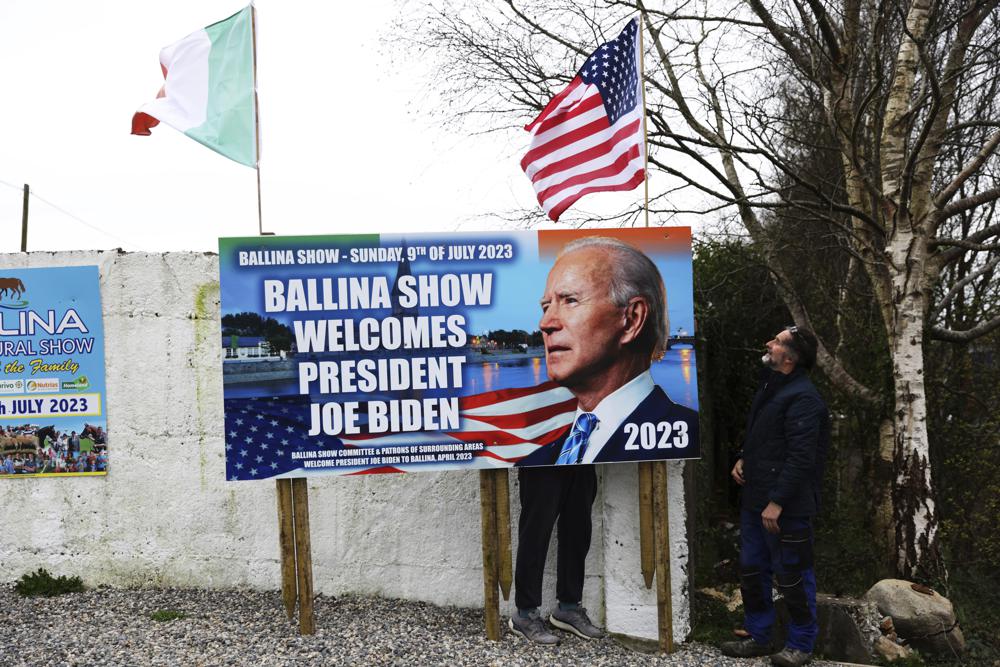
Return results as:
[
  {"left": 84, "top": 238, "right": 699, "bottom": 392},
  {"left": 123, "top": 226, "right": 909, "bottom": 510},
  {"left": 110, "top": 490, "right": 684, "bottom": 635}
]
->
[
  {"left": 149, "top": 609, "right": 187, "bottom": 622},
  {"left": 14, "top": 568, "right": 85, "bottom": 597}
]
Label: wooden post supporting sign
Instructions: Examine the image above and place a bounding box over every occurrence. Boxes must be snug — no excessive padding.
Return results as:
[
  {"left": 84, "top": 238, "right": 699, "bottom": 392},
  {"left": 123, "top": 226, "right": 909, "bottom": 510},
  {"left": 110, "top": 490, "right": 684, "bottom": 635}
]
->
[
  {"left": 494, "top": 469, "right": 513, "bottom": 600},
  {"left": 276, "top": 479, "right": 297, "bottom": 619},
  {"left": 275, "top": 478, "right": 316, "bottom": 635},
  {"left": 291, "top": 478, "right": 315, "bottom": 634},
  {"left": 479, "top": 468, "right": 512, "bottom": 640},
  {"left": 638, "top": 461, "right": 655, "bottom": 588},
  {"left": 639, "top": 460, "right": 675, "bottom": 652},
  {"left": 479, "top": 470, "right": 501, "bottom": 639},
  {"left": 652, "top": 460, "right": 674, "bottom": 652}
]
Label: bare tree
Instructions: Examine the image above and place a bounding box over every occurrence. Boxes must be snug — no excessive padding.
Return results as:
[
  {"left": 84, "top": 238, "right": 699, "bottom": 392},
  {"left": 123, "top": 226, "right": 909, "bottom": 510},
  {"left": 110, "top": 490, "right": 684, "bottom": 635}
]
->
[{"left": 404, "top": 0, "right": 1000, "bottom": 578}]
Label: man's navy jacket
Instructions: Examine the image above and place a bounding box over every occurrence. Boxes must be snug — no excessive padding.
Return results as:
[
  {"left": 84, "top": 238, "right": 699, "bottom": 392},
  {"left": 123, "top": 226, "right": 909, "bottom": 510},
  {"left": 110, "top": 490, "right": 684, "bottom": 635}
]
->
[{"left": 740, "top": 368, "right": 830, "bottom": 516}]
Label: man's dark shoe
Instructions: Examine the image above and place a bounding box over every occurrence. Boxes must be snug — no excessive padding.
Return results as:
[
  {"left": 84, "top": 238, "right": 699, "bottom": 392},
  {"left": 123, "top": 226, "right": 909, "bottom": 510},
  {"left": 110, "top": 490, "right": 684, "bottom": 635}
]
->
[
  {"left": 549, "top": 606, "right": 605, "bottom": 639},
  {"left": 771, "top": 647, "right": 812, "bottom": 666},
  {"left": 509, "top": 610, "right": 560, "bottom": 645},
  {"left": 720, "top": 637, "right": 773, "bottom": 658}
]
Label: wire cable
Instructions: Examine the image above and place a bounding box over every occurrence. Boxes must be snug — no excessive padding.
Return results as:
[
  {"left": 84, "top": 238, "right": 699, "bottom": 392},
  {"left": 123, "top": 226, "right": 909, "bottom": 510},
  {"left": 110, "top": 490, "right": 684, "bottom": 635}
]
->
[{"left": 0, "top": 179, "right": 145, "bottom": 251}]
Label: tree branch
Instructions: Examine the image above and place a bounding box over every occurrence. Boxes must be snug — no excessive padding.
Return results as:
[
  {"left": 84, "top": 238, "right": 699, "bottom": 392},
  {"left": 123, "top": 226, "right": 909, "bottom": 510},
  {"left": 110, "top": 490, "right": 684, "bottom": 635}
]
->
[
  {"left": 501, "top": 0, "right": 590, "bottom": 58},
  {"left": 930, "top": 314, "right": 1000, "bottom": 342},
  {"left": 936, "top": 223, "right": 1000, "bottom": 266},
  {"left": 938, "top": 186, "right": 1000, "bottom": 221},
  {"left": 931, "top": 256, "right": 1000, "bottom": 320},
  {"left": 933, "top": 129, "right": 1000, "bottom": 211}
]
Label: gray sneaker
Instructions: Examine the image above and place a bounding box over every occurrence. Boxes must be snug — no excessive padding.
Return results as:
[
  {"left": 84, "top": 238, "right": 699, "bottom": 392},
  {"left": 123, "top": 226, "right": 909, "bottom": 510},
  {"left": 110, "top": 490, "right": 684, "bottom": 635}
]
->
[
  {"left": 509, "top": 610, "right": 560, "bottom": 645},
  {"left": 771, "top": 647, "right": 813, "bottom": 667},
  {"left": 549, "top": 606, "right": 605, "bottom": 639}
]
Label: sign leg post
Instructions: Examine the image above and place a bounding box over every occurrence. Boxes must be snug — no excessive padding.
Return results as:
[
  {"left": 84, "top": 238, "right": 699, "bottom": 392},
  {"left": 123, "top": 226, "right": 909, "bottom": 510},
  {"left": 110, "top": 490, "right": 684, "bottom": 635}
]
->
[
  {"left": 479, "top": 470, "right": 502, "bottom": 640},
  {"left": 494, "top": 469, "right": 512, "bottom": 600},
  {"left": 652, "top": 461, "right": 675, "bottom": 653},
  {"left": 291, "top": 478, "right": 316, "bottom": 635},
  {"left": 276, "top": 479, "right": 297, "bottom": 620},
  {"left": 638, "top": 461, "right": 655, "bottom": 589}
]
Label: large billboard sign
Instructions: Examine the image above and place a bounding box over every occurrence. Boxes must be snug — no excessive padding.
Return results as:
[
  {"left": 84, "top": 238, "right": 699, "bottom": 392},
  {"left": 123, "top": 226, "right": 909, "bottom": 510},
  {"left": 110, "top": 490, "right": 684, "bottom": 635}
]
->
[
  {"left": 0, "top": 266, "right": 109, "bottom": 478},
  {"left": 219, "top": 229, "right": 699, "bottom": 480}
]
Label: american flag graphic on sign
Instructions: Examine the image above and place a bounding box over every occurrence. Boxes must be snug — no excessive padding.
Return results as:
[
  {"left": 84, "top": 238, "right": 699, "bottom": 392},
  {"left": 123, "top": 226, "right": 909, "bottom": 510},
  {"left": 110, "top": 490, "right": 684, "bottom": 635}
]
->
[
  {"left": 522, "top": 17, "right": 645, "bottom": 221},
  {"left": 224, "top": 382, "right": 577, "bottom": 479}
]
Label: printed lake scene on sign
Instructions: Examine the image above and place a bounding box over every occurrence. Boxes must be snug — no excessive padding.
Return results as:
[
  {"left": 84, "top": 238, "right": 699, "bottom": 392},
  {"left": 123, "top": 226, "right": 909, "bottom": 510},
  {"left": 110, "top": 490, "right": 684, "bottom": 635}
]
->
[
  {"left": 0, "top": 266, "right": 109, "bottom": 479},
  {"left": 219, "top": 229, "right": 699, "bottom": 480}
]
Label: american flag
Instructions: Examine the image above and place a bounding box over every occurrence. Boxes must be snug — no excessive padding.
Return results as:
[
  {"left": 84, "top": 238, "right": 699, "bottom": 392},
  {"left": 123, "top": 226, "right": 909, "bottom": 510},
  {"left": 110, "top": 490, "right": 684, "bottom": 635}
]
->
[
  {"left": 522, "top": 17, "right": 645, "bottom": 221},
  {"left": 223, "top": 382, "right": 577, "bottom": 480}
]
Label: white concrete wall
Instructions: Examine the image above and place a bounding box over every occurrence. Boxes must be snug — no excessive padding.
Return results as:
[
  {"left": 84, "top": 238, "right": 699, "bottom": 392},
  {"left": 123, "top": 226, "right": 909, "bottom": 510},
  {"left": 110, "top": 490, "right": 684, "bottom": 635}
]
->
[{"left": 0, "top": 250, "right": 689, "bottom": 642}]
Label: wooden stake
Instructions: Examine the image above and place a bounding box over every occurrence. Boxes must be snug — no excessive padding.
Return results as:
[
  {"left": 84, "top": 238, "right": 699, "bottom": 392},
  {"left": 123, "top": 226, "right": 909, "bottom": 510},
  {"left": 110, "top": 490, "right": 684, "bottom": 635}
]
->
[
  {"left": 638, "top": 461, "right": 655, "bottom": 588},
  {"left": 479, "top": 470, "right": 502, "bottom": 640},
  {"left": 494, "top": 469, "right": 512, "bottom": 600},
  {"left": 291, "top": 478, "right": 315, "bottom": 635},
  {"left": 275, "top": 479, "right": 297, "bottom": 619},
  {"left": 21, "top": 184, "right": 29, "bottom": 252},
  {"left": 652, "top": 461, "right": 674, "bottom": 653}
]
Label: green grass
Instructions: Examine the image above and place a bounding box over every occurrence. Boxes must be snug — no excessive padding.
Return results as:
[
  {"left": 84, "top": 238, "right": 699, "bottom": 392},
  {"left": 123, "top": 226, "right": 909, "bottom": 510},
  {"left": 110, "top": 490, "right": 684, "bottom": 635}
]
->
[
  {"left": 149, "top": 609, "right": 187, "bottom": 622},
  {"left": 14, "top": 568, "right": 85, "bottom": 597}
]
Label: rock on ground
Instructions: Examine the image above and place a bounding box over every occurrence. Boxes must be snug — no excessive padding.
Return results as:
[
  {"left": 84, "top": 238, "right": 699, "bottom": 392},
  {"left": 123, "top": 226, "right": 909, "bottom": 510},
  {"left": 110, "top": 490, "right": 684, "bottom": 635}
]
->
[{"left": 865, "top": 579, "right": 965, "bottom": 657}]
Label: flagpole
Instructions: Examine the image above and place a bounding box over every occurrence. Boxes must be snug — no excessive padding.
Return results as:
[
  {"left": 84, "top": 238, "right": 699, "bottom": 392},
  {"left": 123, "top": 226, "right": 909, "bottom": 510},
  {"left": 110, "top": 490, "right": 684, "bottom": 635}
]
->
[
  {"left": 636, "top": 7, "right": 675, "bottom": 655},
  {"left": 638, "top": 12, "right": 650, "bottom": 229},
  {"left": 249, "top": 0, "right": 306, "bottom": 636},
  {"left": 251, "top": 2, "right": 266, "bottom": 236}
]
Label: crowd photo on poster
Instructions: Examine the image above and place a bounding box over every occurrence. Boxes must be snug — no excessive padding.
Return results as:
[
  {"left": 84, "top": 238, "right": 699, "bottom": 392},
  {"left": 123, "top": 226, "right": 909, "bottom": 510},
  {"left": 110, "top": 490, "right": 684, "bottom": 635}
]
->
[{"left": 0, "top": 421, "right": 108, "bottom": 476}]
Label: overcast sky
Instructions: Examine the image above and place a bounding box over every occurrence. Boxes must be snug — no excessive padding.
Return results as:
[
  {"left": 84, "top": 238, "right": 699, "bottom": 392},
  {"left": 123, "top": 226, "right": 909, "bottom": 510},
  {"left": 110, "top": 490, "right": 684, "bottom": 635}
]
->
[{"left": 0, "top": 1, "right": 668, "bottom": 254}]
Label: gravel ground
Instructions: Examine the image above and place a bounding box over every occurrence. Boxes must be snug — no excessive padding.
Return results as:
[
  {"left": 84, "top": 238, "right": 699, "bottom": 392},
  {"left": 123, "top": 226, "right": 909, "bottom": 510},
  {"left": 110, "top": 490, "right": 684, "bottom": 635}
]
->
[{"left": 0, "top": 585, "right": 850, "bottom": 666}]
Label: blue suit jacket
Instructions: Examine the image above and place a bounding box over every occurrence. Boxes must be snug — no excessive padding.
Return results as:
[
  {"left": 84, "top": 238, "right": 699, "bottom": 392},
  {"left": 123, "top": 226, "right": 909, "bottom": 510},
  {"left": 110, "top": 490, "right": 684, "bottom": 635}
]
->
[{"left": 515, "top": 385, "right": 700, "bottom": 467}]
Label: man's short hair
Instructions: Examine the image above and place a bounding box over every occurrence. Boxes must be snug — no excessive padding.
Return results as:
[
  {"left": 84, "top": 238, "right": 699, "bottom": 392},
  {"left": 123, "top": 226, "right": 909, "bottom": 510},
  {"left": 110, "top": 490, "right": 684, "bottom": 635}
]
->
[
  {"left": 785, "top": 326, "right": 818, "bottom": 370},
  {"left": 561, "top": 236, "right": 668, "bottom": 359}
]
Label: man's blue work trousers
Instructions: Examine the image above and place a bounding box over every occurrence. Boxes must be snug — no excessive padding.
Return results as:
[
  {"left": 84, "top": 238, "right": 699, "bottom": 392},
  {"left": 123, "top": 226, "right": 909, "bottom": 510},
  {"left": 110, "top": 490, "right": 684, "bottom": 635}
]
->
[{"left": 739, "top": 510, "right": 818, "bottom": 652}]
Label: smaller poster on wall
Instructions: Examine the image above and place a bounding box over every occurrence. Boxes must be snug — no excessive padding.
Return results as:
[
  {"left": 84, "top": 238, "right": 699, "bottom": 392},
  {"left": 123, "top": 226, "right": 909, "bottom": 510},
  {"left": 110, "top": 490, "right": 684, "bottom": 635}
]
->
[{"left": 0, "top": 266, "right": 109, "bottom": 478}]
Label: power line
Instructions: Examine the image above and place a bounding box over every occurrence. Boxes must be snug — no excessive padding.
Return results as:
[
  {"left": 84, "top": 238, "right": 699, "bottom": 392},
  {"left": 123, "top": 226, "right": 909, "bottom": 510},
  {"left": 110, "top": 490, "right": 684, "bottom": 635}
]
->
[{"left": 0, "top": 179, "right": 145, "bottom": 251}]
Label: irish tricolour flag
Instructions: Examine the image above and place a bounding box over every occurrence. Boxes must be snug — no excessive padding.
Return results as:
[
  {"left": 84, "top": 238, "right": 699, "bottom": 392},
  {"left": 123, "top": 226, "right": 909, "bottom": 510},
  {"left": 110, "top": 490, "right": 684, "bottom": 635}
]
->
[{"left": 132, "top": 5, "right": 257, "bottom": 167}]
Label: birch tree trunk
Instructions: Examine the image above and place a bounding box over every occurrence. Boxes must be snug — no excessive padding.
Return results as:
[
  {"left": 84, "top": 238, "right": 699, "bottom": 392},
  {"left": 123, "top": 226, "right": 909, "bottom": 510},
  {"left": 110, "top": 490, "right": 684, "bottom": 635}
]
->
[
  {"left": 885, "top": 230, "right": 938, "bottom": 577},
  {"left": 873, "top": 419, "right": 896, "bottom": 569}
]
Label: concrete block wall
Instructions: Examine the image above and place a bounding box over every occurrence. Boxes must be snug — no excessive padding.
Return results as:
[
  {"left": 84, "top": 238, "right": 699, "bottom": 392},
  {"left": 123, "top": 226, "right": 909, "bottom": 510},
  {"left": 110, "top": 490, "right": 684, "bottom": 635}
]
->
[{"left": 0, "top": 250, "right": 689, "bottom": 642}]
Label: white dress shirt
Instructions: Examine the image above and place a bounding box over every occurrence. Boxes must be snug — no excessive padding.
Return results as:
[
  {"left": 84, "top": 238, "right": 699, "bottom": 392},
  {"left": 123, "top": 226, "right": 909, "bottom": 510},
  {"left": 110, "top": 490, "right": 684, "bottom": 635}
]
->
[{"left": 577, "top": 371, "right": 655, "bottom": 464}]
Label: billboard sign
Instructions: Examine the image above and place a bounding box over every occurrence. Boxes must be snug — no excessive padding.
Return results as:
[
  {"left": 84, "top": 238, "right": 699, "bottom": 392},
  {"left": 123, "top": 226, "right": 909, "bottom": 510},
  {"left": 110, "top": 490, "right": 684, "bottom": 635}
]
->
[{"left": 219, "top": 229, "right": 699, "bottom": 480}]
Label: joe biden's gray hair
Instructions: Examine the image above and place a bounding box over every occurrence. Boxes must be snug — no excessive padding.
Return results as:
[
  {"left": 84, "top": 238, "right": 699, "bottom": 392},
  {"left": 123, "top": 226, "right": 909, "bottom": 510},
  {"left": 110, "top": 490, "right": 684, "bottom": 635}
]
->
[{"left": 561, "top": 236, "right": 668, "bottom": 360}]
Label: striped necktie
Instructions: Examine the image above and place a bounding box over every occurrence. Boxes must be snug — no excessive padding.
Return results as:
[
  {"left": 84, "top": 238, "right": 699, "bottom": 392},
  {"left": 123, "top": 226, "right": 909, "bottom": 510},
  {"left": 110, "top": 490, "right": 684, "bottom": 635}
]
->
[{"left": 556, "top": 412, "right": 599, "bottom": 465}]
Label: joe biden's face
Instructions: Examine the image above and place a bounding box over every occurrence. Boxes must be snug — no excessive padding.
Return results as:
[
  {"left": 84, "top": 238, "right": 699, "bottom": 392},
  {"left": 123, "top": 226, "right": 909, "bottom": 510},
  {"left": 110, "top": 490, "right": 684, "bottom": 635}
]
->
[{"left": 539, "top": 247, "right": 626, "bottom": 390}]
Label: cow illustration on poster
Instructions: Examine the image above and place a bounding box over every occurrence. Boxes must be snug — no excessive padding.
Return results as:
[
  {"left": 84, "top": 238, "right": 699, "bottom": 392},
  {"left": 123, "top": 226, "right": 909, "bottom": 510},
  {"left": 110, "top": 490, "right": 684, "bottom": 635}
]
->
[{"left": 0, "top": 277, "right": 26, "bottom": 301}]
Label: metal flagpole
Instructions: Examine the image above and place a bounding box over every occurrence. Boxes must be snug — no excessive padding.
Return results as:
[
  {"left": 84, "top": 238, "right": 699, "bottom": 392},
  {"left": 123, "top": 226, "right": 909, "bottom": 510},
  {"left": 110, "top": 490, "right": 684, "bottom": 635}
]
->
[
  {"left": 250, "top": 2, "right": 267, "bottom": 236},
  {"left": 638, "top": 12, "right": 650, "bottom": 229},
  {"left": 636, "top": 6, "right": 657, "bottom": 589},
  {"left": 636, "top": 8, "right": 675, "bottom": 653},
  {"left": 249, "top": 0, "right": 307, "bottom": 635}
]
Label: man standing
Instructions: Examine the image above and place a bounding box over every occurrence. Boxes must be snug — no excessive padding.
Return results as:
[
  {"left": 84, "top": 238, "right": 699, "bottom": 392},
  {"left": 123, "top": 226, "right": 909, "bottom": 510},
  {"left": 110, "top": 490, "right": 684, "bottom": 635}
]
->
[
  {"left": 509, "top": 237, "right": 698, "bottom": 644},
  {"left": 721, "top": 327, "right": 829, "bottom": 667}
]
